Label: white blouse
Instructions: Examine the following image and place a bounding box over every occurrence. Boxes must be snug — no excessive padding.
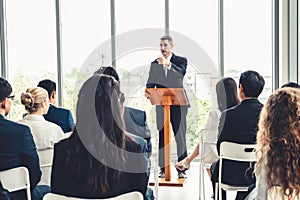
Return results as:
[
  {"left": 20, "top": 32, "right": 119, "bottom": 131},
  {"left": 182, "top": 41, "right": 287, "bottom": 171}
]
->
[
  {"left": 199, "top": 109, "right": 221, "bottom": 167},
  {"left": 18, "top": 114, "right": 64, "bottom": 185},
  {"left": 19, "top": 114, "right": 64, "bottom": 150}
]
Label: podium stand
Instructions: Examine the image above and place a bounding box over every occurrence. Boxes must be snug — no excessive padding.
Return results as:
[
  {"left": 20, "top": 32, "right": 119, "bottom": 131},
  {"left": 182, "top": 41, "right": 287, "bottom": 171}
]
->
[{"left": 145, "top": 88, "right": 188, "bottom": 187}]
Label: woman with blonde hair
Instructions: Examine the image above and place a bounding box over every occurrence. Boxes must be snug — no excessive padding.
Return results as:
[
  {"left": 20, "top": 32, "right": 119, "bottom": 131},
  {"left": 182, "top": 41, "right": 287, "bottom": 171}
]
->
[
  {"left": 246, "top": 87, "right": 300, "bottom": 200},
  {"left": 19, "top": 87, "right": 64, "bottom": 185}
]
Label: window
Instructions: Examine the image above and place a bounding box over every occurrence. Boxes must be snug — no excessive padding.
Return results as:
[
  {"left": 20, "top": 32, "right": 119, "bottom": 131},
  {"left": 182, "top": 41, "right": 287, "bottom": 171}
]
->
[
  {"left": 60, "top": 0, "right": 110, "bottom": 117},
  {"left": 115, "top": 0, "right": 164, "bottom": 35},
  {"left": 169, "top": 0, "right": 219, "bottom": 147},
  {"left": 6, "top": 0, "right": 57, "bottom": 121},
  {"left": 114, "top": 0, "right": 164, "bottom": 104},
  {"left": 223, "top": 0, "right": 272, "bottom": 103},
  {"left": 114, "top": 0, "right": 165, "bottom": 135}
]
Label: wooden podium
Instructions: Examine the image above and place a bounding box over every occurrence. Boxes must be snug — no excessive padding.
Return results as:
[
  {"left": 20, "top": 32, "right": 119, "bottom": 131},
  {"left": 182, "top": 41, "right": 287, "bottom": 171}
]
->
[{"left": 145, "top": 88, "right": 188, "bottom": 187}]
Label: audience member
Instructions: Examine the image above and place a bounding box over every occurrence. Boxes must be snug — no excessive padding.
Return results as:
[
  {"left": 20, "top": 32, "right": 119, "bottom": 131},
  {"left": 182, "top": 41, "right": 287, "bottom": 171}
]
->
[
  {"left": 124, "top": 107, "right": 152, "bottom": 157},
  {"left": 19, "top": 87, "right": 64, "bottom": 185},
  {"left": 245, "top": 87, "right": 300, "bottom": 200},
  {"left": 93, "top": 66, "right": 153, "bottom": 200},
  {"left": 94, "top": 66, "right": 152, "bottom": 157},
  {"left": 175, "top": 77, "right": 239, "bottom": 177},
  {"left": 0, "top": 77, "right": 50, "bottom": 200},
  {"left": 281, "top": 81, "right": 300, "bottom": 88},
  {"left": 211, "top": 70, "right": 265, "bottom": 200},
  {"left": 51, "top": 75, "right": 150, "bottom": 199},
  {"left": 37, "top": 79, "right": 74, "bottom": 133}
]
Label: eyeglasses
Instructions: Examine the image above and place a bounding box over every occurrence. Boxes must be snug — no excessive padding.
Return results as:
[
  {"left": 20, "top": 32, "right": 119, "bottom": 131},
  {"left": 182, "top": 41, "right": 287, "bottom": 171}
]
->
[
  {"left": 0, "top": 95, "right": 15, "bottom": 102},
  {"left": 7, "top": 95, "right": 15, "bottom": 101}
]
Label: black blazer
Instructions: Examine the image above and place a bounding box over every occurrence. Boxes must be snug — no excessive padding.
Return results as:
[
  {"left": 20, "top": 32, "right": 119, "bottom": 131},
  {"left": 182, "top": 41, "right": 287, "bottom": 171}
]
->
[
  {"left": 146, "top": 53, "right": 187, "bottom": 89},
  {"left": 124, "top": 107, "right": 152, "bottom": 156},
  {"left": 146, "top": 53, "right": 190, "bottom": 107},
  {"left": 124, "top": 107, "right": 150, "bottom": 140},
  {"left": 44, "top": 104, "right": 74, "bottom": 133},
  {"left": 0, "top": 115, "right": 41, "bottom": 189},
  {"left": 216, "top": 98, "right": 263, "bottom": 186},
  {"left": 51, "top": 135, "right": 148, "bottom": 199}
]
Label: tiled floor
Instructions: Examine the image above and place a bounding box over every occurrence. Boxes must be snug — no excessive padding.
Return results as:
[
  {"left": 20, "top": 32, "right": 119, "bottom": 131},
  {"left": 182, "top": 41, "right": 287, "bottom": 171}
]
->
[{"left": 149, "top": 162, "right": 237, "bottom": 200}]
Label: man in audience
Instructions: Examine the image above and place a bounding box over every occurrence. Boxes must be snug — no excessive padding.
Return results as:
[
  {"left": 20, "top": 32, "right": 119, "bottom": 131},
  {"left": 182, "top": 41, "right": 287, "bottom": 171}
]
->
[
  {"left": 281, "top": 81, "right": 300, "bottom": 88},
  {"left": 211, "top": 70, "right": 265, "bottom": 200},
  {"left": 124, "top": 106, "right": 152, "bottom": 157},
  {"left": 38, "top": 79, "right": 74, "bottom": 133},
  {"left": 0, "top": 77, "right": 50, "bottom": 200}
]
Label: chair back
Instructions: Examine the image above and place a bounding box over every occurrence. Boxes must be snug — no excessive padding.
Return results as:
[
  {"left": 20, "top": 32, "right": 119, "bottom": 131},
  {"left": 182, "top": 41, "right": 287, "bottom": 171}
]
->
[
  {"left": 201, "top": 128, "right": 218, "bottom": 144},
  {"left": 43, "top": 191, "right": 143, "bottom": 200},
  {"left": 0, "top": 167, "right": 31, "bottom": 200},
  {"left": 199, "top": 129, "right": 219, "bottom": 199},
  {"left": 37, "top": 148, "right": 54, "bottom": 185},
  {"left": 217, "top": 142, "right": 257, "bottom": 200},
  {"left": 219, "top": 142, "right": 256, "bottom": 162},
  {"left": 200, "top": 129, "right": 219, "bottom": 164}
]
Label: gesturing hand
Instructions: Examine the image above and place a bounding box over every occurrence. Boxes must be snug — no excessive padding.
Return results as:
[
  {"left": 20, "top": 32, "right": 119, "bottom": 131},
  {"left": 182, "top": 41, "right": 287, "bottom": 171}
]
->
[{"left": 157, "top": 55, "right": 170, "bottom": 67}]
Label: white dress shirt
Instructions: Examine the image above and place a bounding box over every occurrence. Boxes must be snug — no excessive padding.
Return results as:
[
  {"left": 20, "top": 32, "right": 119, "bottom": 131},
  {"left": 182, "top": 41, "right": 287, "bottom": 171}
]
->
[{"left": 164, "top": 54, "right": 172, "bottom": 77}]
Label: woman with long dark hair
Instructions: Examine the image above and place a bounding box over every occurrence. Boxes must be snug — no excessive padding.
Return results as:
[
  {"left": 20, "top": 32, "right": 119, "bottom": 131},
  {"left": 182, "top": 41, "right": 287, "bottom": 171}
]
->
[
  {"left": 51, "top": 75, "right": 148, "bottom": 199},
  {"left": 175, "top": 77, "right": 239, "bottom": 177}
]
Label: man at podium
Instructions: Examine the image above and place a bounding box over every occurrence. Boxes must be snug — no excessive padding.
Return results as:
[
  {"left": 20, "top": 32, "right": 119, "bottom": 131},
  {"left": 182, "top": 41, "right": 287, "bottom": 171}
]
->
[{"left": 146, "top": 35, "right": 189, "bottom": 179}]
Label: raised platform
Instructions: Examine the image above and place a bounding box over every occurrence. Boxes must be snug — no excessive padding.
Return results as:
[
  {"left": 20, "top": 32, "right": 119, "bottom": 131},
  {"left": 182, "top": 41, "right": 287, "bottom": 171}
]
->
[
  {"left": 149, "top": 177, "right": 185, "bottom": 187},
  {"left": 148, "top": 167, "right": 187, "bottom": 187}
]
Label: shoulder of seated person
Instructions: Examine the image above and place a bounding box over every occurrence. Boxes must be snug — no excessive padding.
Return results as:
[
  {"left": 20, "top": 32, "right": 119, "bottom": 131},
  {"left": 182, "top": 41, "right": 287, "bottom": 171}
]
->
[
  {"left": 125, "top": 136, "right": 143, "bottom": 153},
  {"left": 52, "top": 106, "right": 70, "bottom": 113}
]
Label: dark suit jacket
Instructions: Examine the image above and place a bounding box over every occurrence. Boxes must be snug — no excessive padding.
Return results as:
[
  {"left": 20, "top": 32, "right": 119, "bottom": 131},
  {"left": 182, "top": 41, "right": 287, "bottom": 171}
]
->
[
  {"left": 44, "top": 104, "right": 74, "bottom": 133},
  {"left": 215, "top": 98, "right": 263, "bottom": 186},
  {"left": 124, "top": 107, "right": 152, "bottom": 156},
  {"left": 146, "top": 53, "right": 190, "bottom": 121},
  {"left": 0, "top": 115, "right": 41, "bottom": 189},
  {"left": 146, "top": 53, "right": 187, "bottom": 89},
  {"left": 51, "top": 135, "right": 148, "bottom": 199}
]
